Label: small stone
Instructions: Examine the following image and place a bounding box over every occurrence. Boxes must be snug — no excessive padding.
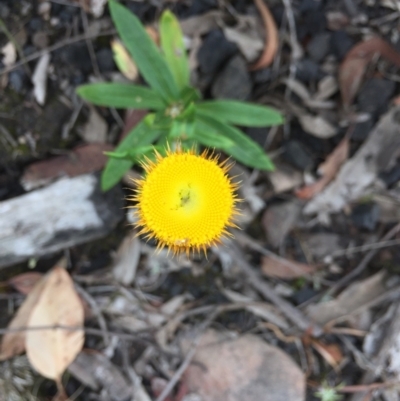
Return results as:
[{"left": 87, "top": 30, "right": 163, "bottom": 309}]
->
[
  {"left": 9, "top": 68, "right": 28, "bottom": 93},
  {"left": 28, "top": 17, "right": 43, "bottom": 32},
  {"left": 357, "top": 78, "right": 396, "bottom": 119},
  {"left": 96, "top": 48, "right": 115, "bottom": 73},
  {"left": 352, "top": 119, "right": 374, "bottom": 142},
  {"left": 295, "top": 58, "right": 324, "bottom": 83},
  {"left": 379, "top": 162, "right": 400, "bottom": 187},
  {"left": 32, "top": 31, "right": 49, "bottom": 49},
  {"left": 351, "top": 203, "right": 380, "bottom": 231},
  {"left": 245, "top": 127, "right": 269, "bottom": 147},
  {"left": 307, "top": 32, "right": 332, "bottom": 63},
  {"left": 330, "top": 30, "right": 355, "bottom": 61},
  {"left": 197, "top": 29, "right": 238, "bottom": 76},
  {"left": 211, "top": 55, "right": 252, "bottom": 100},
  {"left": 283, "top": 140, "right": 314, "bottom": 170}
]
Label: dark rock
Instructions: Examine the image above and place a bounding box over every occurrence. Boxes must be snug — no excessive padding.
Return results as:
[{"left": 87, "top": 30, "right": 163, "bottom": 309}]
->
[
  {"left": 351, "top": 203, "right": 380, "bottom": 231},
  {"left": 198, "top": 30, "right": 238, "bottom": 76},
  {"left": 211, "top": 55, "right": 252, "bottom": 100},
  {"left": 283, "top": 140, "right": 315, "bottom": 170},
  {"left": 379, "top": 161, "right": 400, "bottom": 187},
  {"left": 177, "top": 0, "right": 218, "bottom": 18},
  {"left": 292, "top": 286, "right": 318, "bottom": 305},
  {"left": 251, "top": 67, "right": 274, "bottom": 84},
  {"left": 352, "top": 118, "right": 374, "bottom": 141},
  {"left": 307, "top": 32, "right": 332, "bottom": 63},
  {"left": 126, "top": 2, "right": 156, "bottom": 22},
  {"left": 295, "top": 58, "right": 324, "bottom": 83},
  {"left": 58, "top": 5, "right": 80, "bottom": 23},
  {"left": 96, "top": 48, "right": 116, "bottom": 73},
  {"left": 56, "top": 43, "right": 92, "bottom": 75},
  {"left": 9, "top": 68, "right": 28, "bottom": 93},
  {"left": 245, "top": 127, "right": 269, "bottom": 147},
  {"left": 357, "top": 78, "right": 396, "bottom": 119},
  {"left": 28, "top": 17, "right": 43, "bottom": 32},
  {"left": 23, "top": 45, "right": 37, "bottom": 57},
  {"left": 330, "top": 30, "right": 355, "bottom": 61},
  {"left": 299, "top": 0, "right": 321, "bottom": 12}
]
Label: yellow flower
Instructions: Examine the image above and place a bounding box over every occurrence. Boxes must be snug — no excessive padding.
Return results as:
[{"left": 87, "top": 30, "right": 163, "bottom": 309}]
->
[{"left": 131, "top": 146, "right": 240, "bottom": 255}]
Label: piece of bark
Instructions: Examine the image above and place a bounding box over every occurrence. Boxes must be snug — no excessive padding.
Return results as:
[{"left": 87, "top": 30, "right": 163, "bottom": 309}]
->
[{"left": 0, "top": 174, "right": 124, "bottom": 268}]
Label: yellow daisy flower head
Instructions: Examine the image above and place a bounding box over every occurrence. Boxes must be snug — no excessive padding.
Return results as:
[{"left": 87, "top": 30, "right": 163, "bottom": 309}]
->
[{"left": 131, "top": 145, "right": 240, "bottom": 255}]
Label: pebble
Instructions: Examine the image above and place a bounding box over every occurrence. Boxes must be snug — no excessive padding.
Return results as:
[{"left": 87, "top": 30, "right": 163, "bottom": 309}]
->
[
  {"left": 32, "top": 31, "right": 49, "bottom": 49},
  {"left": 295, "top": 58, "right": 324, "bottom": 83},
  {"left": 96, "top": 48, "right": 116, "bottom": 73},
  {"left": 197, "top": 29, "right": 238, "bottom": 76},
  {"left": 307, "top": 32, "right": 332, "bottom": 63},
  {"left": 357, "top": 78, "right": 396, "bottom": 119},
  {"left": 351, "top": 203, "right": 380, "bottom": 231},
  {"left": 283, "top": 140, "right": 315, "bottom": 171},
  {"left": 352, "top": 119, "right": 373, "bottom": 141},
  {"left": 330, "top": 30, "right": 355, "bottom": 60},
  {"left": 211, "top": 55, "right": 252, "bottom": 100},
  {"left": 379, "top": 162, "right": 400, "bottom": 187},
  {"left": 9, "top": 68, "right": 28, "bottom": 93}
]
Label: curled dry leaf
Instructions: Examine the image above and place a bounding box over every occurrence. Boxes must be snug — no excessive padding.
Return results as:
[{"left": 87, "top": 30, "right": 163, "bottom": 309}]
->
[
  {"left": 261, "top": 254, "right": 316, "bottom": 279},
  {"left": 310, "top": 339, "right": 343, "bottom": 369},
  {"left": 250, "top": 0, "right": 278, "bottom": 70},
  {"left": 296, "top": 136, "right": 349, "bottom": 200},
  {"left": 339, "top": 37, "right": 400, "bottom": 110},
  {"left": 8, "top": 272, "right": 44, "bottom": 295},
  {"left": 0, "top": 274, "right": 48, "bottom": 360},
  {"left": 26, "top": 266, "right": 84, "bottom": 381}
]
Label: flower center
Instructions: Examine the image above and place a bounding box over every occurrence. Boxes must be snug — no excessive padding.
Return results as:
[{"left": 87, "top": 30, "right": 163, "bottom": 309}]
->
[{"left": 176, "top": 185, "right": 196, "bottom": 211}]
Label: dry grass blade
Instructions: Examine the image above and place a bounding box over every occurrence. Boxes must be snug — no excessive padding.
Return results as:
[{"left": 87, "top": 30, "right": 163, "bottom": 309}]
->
[
  {"left": 339, "top": 37, "right": 400, "bottom": 110},
  {"left": 26, "top": 266, "right": 84, "bottom": 381},
  {"left": 250, "top": 0, "right": 278, "bottom": 70},
  {"left": 296, "top": 136, "right": 349, "bottom": 200}
]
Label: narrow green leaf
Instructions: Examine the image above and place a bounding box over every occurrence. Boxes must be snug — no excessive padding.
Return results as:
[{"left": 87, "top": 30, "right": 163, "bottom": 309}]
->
[
  {"left": 192, "top": 122, "right": 234, "bottom": 149},
  {"left": 77, "top": 83, "right": 165, "bottom": 109},
  {"left": 101, "top": 114, "right": 161, "bottom": 191},
  {"left": 159, "top": 10, "right": 190, "bottom": 92},
  {"left": 109, "top": 0, "right": 179, "bottom": 102},
  {"left": 197, "top": 115, "right": 275, "bottom": 170},
  {"left": 168, "top": 119, "right": 195, "bottom": 140},
  {"left": 197, "top": 100, "right": 283, "bottom": 127}
]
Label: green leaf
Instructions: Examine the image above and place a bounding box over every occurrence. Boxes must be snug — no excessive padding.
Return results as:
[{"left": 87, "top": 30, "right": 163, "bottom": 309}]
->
[
  {"left": 159, "top": 10, "right": 190, "bottom": 92},
  {"left": 192, "top": 123, "right": 234, "bottom": 149},
  {"left": 77, "top": 83, "right": 165, "bottom": 109},
  {"left": 196, "top": 115, "right": 275, "bottom": 170},
  {"left": 168, "top": 119, "right": 195, "bottom": 140},
  {"left": 197, "top": 100, "right": 283, "bottom": 127},
  {"left": 109, "top": 0, "right": 179, "bottom": 102},
  {"left": 101, "top": 114, "right": 161, "bottom": 191}
]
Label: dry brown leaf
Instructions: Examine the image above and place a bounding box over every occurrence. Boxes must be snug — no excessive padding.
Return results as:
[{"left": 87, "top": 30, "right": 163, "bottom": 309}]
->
[
  {"left": 296, "top": 136, "right": 349, "bottom": 200},
  {"left": 339, "top": 37, "right": 400, "bottom": 110},
  {"left": 261, "top": 254, "right": 316, "bottom": 279},
  {"left": 311, "top": 339, "right": 343, "bottom": 369},
  {"left": 249, "top": 0, "right": 278, "bottom": 70},
  {"left": 26, "top": 266, "right": 84, "bottom": 381},
  {"left": 8, "top": 272, "right": 44, "bottom": 295},
  {"left": 111, "top": 39, "right": 138, "bottom": 81},
  {"left": 0, "top": 274, "right": 48, "bottom": 360}
]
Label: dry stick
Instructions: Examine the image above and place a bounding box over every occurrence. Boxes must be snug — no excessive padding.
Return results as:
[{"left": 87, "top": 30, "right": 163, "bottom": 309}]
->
[
  {"left": 74, "top": 283, "right": 111, "bottom": 346},
  {"left": 326, "top": 222, "right": 400, "bottom": 297},
  {"left": 155, "top": 308, "right": 220, "bottom": 401},
  {"left": 227, "top": 243, "right": 323, "bottom": 336},
  {"left": 0, "top": 29, "right": 116, "bottom": 76}
]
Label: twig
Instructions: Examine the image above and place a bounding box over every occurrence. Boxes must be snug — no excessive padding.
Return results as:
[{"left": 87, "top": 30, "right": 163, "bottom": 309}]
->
[
  {"left": 0, "top": 29, "right": 116, "bottom": 76},
  {"left": 326, "top": 222, "right": 400, "bottom": 297},
  {"left": 225, "top": 241, "right": 323, "bottom": 336},
  {"left": 155, "top": 308, "right": 219, "bottom": 401},
  {"left": 74, "top": 283, "right": 111, "bottom": 346}
]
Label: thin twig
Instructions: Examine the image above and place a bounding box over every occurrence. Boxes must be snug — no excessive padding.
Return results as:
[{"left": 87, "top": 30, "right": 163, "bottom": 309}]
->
[
  {"left": 74, "top": 283, "right": 111, "bottom": 346},
  {"left": 0, "top": 29, "right": 116, "bottom": 76},
  {"left": 155, "top": 308, "right": 220, "bottom": 401},
  {"left": 225, "top": 240, "right": 323, "bottom": 336},
  {"left": 326, "top": 222, "right": 400, "bottom": 297}
]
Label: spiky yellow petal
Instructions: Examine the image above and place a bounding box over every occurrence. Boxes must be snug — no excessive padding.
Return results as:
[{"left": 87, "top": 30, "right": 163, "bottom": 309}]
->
[{"left": 130, "top": 146, "right": 239, "bottom": 255}]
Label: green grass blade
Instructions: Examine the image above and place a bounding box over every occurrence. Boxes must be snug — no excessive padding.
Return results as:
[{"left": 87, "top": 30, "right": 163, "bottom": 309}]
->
[
  {"left": 197, "top": 100, "right": 283, "bottom": 127},
  {"left": 159, "top": 10, "right": 190, "bottom": 91},
  {"left": 109, "top": 0, "right": 179, "bottom": 102},
  {"left": 77, "top": 83, "right": 165, "bottom": 109}
]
